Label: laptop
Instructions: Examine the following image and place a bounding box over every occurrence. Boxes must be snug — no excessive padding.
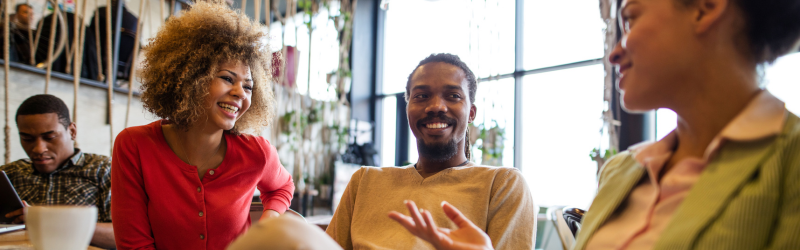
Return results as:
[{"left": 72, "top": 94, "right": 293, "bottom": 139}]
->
[
  {"left": 0, "top": 171, "right": 26, "bottom": 234},
  {"left": 0, "top": 224, "right": 25, "bottom": 234}
]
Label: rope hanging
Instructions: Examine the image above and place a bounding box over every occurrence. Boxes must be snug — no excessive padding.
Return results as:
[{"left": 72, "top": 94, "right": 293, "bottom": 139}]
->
[
  {"left": 27, "top": 27, "right": 34, "bottom": 65},
  {"left": 93, "top": 0, "right": 103, "bottom": 81},
  {"left": 4, "top": 0, "right": 12, "bottom": 164},
  {"left": 169, "top": 0, "right": 174, "bottom": 18},
  {"left": 73, "top": 0, "right": 90, "bottom": 148},
  {"left": 253, "top": 0, "right": 260, "bottom": 23},
  {"left": 126, "top": 0, "right": 148, "bottom": 128},
  {"left": 44, "top": 0, "right": 61, "bottom": 94},
  {"left": 160, "top": 0, "right": 164, "bottom": 20},
  {"left": 32, "top": 5, "right": 46, "bottom": 65},
  {"left": 265, "top": 0, "right": 270, "bottom": 26},
  {"left": 105, "top": 0, "right": 114, "bottom": 155}
]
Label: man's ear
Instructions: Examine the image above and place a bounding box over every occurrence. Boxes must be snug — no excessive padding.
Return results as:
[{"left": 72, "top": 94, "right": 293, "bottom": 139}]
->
[
  {"left": 693, "top": 0, "right": 731, "bottom": 34},
  {"left": 468, "top": 104, "right": 477, "bottom": 124},
  {"left": 68, "top": 123, "right": 77, "bottom": 141}
]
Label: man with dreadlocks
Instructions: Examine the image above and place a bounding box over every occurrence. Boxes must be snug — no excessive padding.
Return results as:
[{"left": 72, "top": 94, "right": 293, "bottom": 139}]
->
[{"left": 326, "top": 53, "right": 535, "bottom": 250}]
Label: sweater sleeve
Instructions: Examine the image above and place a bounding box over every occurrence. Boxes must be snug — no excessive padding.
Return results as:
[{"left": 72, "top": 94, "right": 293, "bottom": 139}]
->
[
  {"left": 325, "top": 167, "right": 365, "bottom": 250},
  {"left": 486, "top": 168, "right": 536, "bottom": 250},
  {"left": 110, "top": 129, "right": 156, "bottom": 250},
  {"left": 256, "top": 137, "right": 294, "bottom": 214}
]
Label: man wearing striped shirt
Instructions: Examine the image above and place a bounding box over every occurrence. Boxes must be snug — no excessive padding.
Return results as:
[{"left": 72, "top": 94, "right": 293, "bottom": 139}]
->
[{"left": 1, "top": 95, "right": 115, "bottom": 249}]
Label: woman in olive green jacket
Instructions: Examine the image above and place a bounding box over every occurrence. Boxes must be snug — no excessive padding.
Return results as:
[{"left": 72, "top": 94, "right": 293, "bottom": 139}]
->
[{"left": 574, "top": 0, "right": 800, "bottom": 248}]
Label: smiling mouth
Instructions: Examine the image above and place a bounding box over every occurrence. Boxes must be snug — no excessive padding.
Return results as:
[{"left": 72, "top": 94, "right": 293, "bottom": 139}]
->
[
  {"left": 218, "top": 103, "right": 239, "bottom": 115},
  {"left": 425, "top": 122, "right": 451, "bottom": 129},
  {"left": 618, "top": 63, "right": 632, "bottom": 75}
]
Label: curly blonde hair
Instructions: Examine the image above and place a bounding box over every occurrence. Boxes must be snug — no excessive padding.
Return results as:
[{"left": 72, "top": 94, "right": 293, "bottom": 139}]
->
[{"left": 139, "top": 0, "right": 275, "bottom": 135}]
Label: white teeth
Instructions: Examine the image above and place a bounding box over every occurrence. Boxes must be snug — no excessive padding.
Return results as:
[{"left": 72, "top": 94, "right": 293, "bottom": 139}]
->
[
  {"left": 218, "top": 103, "right": 239, "bottom": 113},
  {"left": 426, "top": 123, "right": 448, "bottom": 129}
]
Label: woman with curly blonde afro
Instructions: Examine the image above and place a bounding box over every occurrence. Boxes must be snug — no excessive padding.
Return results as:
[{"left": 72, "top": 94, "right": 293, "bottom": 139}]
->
[{"left": 110, "top": 1, "right": 294, "bottom": 249}]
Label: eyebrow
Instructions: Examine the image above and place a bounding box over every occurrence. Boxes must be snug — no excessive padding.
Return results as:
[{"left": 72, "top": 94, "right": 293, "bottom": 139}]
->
[
  {"left": 411, "top": 85, "right": 430, "bottom": 92},
  {"left": 619, "top": 0, "right": 639, "bottom": 16},
  {"left": 219, "top": 70, "right": 253, "bottom": 82},
  {"left": 443, "top": 85, "right": 464, "bottom": 91},
  {"left": 411, "top": 84, "right": 465, "bottom": 92},
  {"left": 19, "top": 131, "right": 55, "bottom": 137}
]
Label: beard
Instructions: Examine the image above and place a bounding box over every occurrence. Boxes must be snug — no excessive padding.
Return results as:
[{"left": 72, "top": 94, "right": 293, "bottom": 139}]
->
[{"left": 417, "top": 137, "right": 459, "bottom": 163}]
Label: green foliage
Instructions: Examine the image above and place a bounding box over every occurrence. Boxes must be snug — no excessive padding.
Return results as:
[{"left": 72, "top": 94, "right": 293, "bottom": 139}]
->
[
  {"left": 317, "top": 172, "right": 332, "bottom": 185},
  {"left": 589, "top": 148, "right": 618, "bottom": 162},
  {"left": 474, "top": 120, "right": 505, "bottom": 160}
]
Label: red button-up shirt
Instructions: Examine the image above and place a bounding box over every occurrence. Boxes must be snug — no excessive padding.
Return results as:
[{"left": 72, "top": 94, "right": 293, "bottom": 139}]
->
[{"left": 111, "top": 120, "right": 294, "bottom": 250}]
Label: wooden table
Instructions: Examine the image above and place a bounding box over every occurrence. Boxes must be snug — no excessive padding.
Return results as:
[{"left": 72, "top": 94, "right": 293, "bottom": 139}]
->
[{"left": 0, "top": 230, "right": 102, "bottom": 250}]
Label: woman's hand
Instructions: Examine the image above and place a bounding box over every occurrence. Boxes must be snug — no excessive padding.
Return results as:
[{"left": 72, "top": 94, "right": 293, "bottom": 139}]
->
[
  {"left": 260, "top": 209, "right": 280, "bottom": 220},
  {"left": 388, "top": 200, "right": 494, "bottom": 250}
]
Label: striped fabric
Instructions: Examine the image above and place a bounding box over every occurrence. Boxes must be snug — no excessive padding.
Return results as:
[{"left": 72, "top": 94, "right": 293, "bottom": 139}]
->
[
  {"left": 574, "top": 112, "right": 800, "bottom": 250},
  {"left": 0, "top": 150, "right": 112, "bottom": 223}
]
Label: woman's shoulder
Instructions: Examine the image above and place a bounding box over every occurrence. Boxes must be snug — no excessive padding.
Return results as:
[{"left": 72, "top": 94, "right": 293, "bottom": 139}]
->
[
  {"left": 783, "top": 111, "right": 800, "bottom": 138},
  {"left": 118, "top": 120, "right": 162, "bottom": 138},
  {"left": 597, "top": 152, "right": 638, "bottom": 184},
  {"left": 114, "top": 120, "right": 164, "bottom": 147}
]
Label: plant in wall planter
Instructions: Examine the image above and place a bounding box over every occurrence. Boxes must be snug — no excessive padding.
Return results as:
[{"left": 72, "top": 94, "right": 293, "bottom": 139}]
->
[{"left": 469, "top": 121, "right": 505, "bottom": 166}]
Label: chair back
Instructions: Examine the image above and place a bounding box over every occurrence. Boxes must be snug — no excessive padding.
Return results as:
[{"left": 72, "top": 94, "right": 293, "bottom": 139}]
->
[
  {"left": 563, "top": 208, "right": 585, "bottom": 237},
  {"left": 284, "top": 208, "right": 306, "bottom": 222},
  {"left": 250, "top": 202, "right": 307, "bottom": 224},
  {"left": 549, "top": 207, "right": 575, "bottom": 250}
]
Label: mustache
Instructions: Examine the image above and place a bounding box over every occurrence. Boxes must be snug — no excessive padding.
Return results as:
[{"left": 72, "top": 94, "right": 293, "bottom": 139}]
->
[{"left": 417, "top": 113, "right": 457, "bottom": 126}]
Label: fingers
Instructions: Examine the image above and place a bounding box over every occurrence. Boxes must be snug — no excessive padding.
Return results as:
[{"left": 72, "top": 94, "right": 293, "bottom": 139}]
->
[
  {"left": 22, "top": 200, "right": 30, "bottom": 207},
  {"left": 5, "top": 208, "right": 24, "bottom": 218},
  {"left": 422, "top": 209, "right": 439, "bottom": 236},
  {"left": 441, "top": 201, "right": 475, "bottom": 229},
  {"left": 12, "top": 215, "right": 25, "bottom": 224},
  {"left": 406, "top": 200, "right": 427, "bottom": 229},
  {"left": 388, "top": 211, "right": 418, "bottom": 233}
]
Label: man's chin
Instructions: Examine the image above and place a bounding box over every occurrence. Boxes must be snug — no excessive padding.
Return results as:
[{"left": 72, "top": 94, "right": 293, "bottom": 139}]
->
[
  {"left": 32, "top": 164, "right": 57, "bottom": 174},
  {"left": 417, "top": 139, "right": 459, "bottom": 162}
]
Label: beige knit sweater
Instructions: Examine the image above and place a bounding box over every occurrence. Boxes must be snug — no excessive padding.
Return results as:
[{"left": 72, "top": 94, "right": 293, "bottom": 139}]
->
[{"left": 326, "top": 163, "right": 536, "bottom": 250}]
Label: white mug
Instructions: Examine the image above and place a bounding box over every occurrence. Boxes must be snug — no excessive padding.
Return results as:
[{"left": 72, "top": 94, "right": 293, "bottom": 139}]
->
[{"left": 25, "top": 206, "right": 97, "bottom": 250}]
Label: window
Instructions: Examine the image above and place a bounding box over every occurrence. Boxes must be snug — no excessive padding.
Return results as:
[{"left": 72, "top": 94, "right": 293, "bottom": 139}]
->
[
  {"left": 380, "top": 96, "right": 398, "bottom": 167},
  {"left": 471, "top": 78, "right": 515, "bottom": 167},
  {"left": 524, "top": 0, "right": 605, "bottom": 70},
  {"left": 270, "top": 7, "right": 340, "bottom": 101},
  {"left": 522, "top": 64, "right": 605, "bottom": 207},
  {"left": 764, "top": 52, "right": 800, "bottom": 113}
]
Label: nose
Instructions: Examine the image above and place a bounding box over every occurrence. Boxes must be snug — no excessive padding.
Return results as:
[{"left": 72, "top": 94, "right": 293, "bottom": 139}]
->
[
  {"left": 31, "top": 139, "right": 47, "bottom": 155},
  {"left": 609, "top": 40, "right": 625, "bottom": 65},
  {"left": 424, "top": 95, "right": 448, "bottom": 114},
  {"left": 230, "top": 82, "right": 246, "bottom": 100}
]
